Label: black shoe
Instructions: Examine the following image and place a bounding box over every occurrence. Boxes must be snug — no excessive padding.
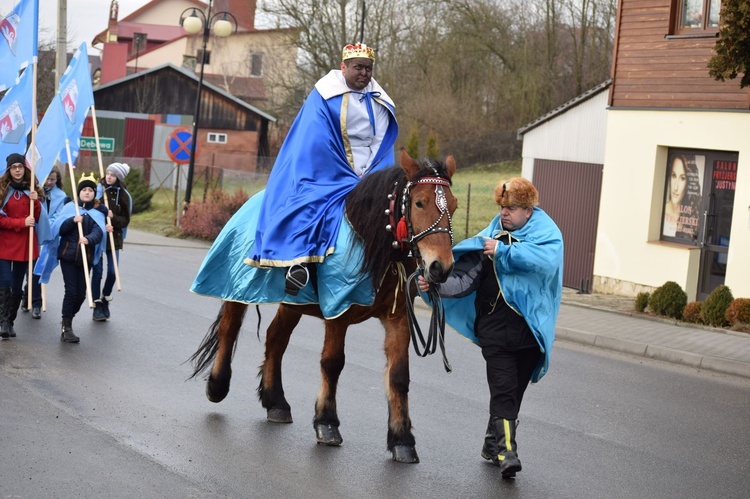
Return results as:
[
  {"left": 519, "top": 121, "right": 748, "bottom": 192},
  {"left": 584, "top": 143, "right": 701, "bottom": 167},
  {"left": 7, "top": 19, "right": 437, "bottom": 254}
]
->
[
  {"left": 93, "top": 301, "right": 107, "bottom": 321},
  {"left": 31, "top": 307, "right": 41, "bottom": 319},
  {"left": 285, "top": 264, "right": 309, "bottom": 296},
  {"left": 21, "top": 302, "right": 29, "bottom": 313}
]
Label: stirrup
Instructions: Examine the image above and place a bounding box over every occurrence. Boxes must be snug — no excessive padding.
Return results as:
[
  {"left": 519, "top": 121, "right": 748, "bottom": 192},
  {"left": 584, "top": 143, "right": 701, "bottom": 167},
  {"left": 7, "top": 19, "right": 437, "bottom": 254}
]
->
[{"left": 285, "top": 264, "right": 309, "bottom": 296}]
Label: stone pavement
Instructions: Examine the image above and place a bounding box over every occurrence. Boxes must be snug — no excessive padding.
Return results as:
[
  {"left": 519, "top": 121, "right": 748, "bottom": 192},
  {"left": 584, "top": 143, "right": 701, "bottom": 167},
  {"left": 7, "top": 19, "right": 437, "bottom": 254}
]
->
[{"left": 127, "top": 229, "right": 750, "bottom": 380}]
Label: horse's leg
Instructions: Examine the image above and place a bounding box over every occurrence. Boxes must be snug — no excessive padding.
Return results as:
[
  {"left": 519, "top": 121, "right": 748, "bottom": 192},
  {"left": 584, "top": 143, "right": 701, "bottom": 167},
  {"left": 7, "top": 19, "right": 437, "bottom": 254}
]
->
[
  {"left": 382, "top": 314, "right": 419, "bottom": 463},
  {"left": 258, "top": 304, "right": 302, "bottom": 423},
  {"left": 313, "top": 319, "right": 346, "bottom": 446},
  {"left": 207, "top": 301, "right": 248, "bottom": 403}
]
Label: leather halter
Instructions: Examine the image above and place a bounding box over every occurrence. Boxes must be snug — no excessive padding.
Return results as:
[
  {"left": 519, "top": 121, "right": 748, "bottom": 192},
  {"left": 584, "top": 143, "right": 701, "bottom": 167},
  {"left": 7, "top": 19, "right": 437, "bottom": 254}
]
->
[{"left": 387, "top": 175, "right": 454, "bottom": 256}]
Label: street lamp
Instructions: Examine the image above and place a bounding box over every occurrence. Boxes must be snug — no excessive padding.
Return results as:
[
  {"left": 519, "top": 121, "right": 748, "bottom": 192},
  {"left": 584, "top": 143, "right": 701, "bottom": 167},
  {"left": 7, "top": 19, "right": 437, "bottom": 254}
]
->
[{"left": 179, "top": 0, "right": 237, "bottom": 213}]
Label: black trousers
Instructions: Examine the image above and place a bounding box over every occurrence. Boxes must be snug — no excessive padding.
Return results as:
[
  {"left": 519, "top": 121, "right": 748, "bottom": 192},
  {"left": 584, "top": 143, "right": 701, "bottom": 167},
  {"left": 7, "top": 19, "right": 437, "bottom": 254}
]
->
[
  {"left": 60, "top": 260, "right": 88, "bottom": 319},
  {"left": 481, "top": 344, "right": 542, "bottom": 420}
]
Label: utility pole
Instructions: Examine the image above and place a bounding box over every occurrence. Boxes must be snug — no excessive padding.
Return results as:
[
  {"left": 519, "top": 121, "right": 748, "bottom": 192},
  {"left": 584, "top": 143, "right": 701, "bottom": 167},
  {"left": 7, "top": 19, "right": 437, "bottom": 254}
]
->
[{"left": 56, "top": 0, "right": 67, "bottom": 92}]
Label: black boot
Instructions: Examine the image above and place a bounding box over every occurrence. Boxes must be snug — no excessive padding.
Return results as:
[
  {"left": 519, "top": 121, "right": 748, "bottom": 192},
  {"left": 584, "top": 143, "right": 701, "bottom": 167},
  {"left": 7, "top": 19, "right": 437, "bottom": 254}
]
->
[
  {"left": 7, "top": 293, "right": 22, "bottom": 338},
  {"left": 101, "top": 297, "right": 111, "bottom": 319},
  {"left": 92, "top": 301, "right": 106, "bottom": 321},
  {"left": 285, "top": 263, "right": 310, "bottom": 296},
  {"left": 481, "top": 415, "right": 498, "bottom": 461},
  {"left": 61, "top": 317, "right": 80, "bottom": 343},
  {"left": 490, "top": 417, "right": 522, "bottom": 478},
  {"left": 20, "top": 287, "right": 29, "bottom": 313},
  {"left": 0, "top": 288, "right": 11, "bottom": 339}
]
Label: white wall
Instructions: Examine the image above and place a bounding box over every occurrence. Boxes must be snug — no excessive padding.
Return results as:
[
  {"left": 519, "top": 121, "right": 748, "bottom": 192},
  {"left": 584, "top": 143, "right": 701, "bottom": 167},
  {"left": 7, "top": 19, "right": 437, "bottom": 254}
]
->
[
  {"left": 594, "top": 109, "right": 750, "bottom": 300},
  {"left": 520, "top": 90, "right": 609, "bottom": 179}
]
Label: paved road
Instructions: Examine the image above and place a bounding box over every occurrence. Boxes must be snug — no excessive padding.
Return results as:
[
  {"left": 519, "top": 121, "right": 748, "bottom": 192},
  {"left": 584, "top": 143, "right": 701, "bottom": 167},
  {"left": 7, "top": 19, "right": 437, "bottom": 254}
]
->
[{"left": 2, "top": 230, "right": 749, "bottom": 498}]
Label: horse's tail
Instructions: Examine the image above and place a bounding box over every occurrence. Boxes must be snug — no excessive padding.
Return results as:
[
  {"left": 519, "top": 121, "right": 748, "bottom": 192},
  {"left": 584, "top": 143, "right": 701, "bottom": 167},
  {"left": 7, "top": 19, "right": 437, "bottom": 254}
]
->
[{"left": 187, "top": 303, "right": 226, "bottom": 379}]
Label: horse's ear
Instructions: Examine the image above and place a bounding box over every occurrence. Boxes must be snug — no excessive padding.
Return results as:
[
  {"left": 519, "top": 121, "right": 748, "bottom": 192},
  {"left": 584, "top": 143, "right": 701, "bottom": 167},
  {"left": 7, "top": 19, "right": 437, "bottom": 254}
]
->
[
  {"left": 444, "top": 155, "right": 456, "bottom": 178},
  {"left": 400, "top": 148, "right": 420, "bottom": 180}
]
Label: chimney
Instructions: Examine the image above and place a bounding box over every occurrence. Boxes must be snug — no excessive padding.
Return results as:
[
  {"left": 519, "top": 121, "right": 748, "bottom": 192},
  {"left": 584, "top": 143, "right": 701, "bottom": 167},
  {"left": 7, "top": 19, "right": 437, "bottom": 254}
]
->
[{"left": 215, "top": 0, "right": 256, "bottom": 31}]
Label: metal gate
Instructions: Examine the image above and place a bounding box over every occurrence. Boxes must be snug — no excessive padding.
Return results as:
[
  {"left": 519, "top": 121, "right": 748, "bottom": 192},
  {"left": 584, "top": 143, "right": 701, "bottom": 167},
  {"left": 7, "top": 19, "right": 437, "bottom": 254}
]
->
[{"left": 533, "top": 159, "right": 603, "bottom": 292}]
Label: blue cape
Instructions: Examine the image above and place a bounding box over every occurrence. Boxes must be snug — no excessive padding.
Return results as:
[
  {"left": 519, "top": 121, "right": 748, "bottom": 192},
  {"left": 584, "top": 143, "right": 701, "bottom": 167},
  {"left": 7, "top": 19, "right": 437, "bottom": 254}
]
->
[
  {"left": 192, "top": 190, "right": 379, "bottom": 318},
  {"left": 422, "top": 208, "right": 564, "bottom": 382},
  {"left": 34, "top": 202, "right": 107, "bottom": 284},
  {"left": 45, "top": 185, "right": 68, "bottom": 224},
  {"left": 251, "top": 84, "right": 398, "bottom": 266}
]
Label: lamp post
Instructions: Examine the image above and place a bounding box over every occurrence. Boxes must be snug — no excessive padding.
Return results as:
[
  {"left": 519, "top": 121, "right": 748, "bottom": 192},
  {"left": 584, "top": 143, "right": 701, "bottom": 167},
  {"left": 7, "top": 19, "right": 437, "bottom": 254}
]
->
[{"left": 179, "top": 0, "right": 237, "bottom": 213}]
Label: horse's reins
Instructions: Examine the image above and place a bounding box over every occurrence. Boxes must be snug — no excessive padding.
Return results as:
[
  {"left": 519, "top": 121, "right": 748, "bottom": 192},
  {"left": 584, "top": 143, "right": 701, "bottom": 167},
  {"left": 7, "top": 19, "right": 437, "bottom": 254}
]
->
[{"left": 388, "top": 173, "right": 454, "bottom": 373}]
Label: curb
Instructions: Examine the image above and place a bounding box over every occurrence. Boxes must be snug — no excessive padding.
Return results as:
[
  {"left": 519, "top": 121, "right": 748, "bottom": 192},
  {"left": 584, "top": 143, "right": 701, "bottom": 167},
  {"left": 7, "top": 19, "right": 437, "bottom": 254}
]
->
[{"left": 556, "top": 326, "right": 750, "bottom": 380}]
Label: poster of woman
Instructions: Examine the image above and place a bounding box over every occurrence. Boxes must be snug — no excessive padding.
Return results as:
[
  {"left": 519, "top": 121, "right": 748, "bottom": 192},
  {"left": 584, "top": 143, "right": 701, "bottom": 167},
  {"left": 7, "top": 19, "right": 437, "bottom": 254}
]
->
[{"left": 663, "top": 153, "right": 704, "bottom": 241}]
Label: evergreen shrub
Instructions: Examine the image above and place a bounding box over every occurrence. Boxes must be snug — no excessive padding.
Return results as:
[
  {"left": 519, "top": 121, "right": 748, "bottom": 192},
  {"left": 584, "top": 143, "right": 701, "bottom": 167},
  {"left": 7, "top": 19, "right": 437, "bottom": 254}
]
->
[
  {"left": 682, "top": 301, "right": 703, "bottom": 324},
  {"left": 180, "top": 188, "right": 248, "bottom": 240},
  {"left": 725, "top": 298, "right": 750, "bottom": 328},
  {"left": 125, "top": 168, "right": 153, "bottom": 214},
  {"left": 701, "top": 285, "right": 734, "bottom": 327},
  {"left": 648, "top": 281, "right": 687, "bottom": 319},
  {"left": 634, "top": 292, "right": 650, "bottom": 312}
]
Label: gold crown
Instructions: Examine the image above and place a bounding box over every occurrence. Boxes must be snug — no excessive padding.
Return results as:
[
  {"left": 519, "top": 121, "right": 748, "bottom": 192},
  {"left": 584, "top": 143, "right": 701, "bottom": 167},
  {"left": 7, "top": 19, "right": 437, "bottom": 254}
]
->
[
  {"left": 78, "top": 172, "right": 98, "bottom": 186},
  {"left": 342, "top": 43, "right": 375, "bottom": 62}
]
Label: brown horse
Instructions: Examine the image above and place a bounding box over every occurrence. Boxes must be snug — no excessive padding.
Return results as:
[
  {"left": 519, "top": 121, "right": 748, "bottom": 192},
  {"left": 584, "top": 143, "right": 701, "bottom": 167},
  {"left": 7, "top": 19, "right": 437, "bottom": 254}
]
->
[{"left": 189, "top": 150, "right": 457, "bottom": 463}]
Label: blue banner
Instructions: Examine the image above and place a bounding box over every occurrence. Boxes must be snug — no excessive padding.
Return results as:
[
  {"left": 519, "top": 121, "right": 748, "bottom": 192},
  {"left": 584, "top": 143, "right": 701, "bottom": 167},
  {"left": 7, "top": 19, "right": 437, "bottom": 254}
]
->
[
  {"left": 0, "top": 0, "right": 38, "bottom": 91},
  {"left": 29, "top": 42, "right": 94, "bottom": 182},
  {"left": 0, "top": 66, "right": 33, "bottom": 169}
]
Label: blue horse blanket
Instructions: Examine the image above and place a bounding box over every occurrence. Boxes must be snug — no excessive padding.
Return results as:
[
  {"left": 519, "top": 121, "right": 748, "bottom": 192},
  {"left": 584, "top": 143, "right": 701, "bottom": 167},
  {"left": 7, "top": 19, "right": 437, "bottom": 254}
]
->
[{"left": 191, "top": 190, "right": 379, "bottom": 319}]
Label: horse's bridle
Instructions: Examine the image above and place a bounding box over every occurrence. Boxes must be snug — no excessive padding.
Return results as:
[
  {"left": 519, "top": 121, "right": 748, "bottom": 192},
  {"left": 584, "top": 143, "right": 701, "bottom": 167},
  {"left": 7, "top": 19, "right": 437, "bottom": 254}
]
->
[
  {"left": 385, "top": 171, "right": 454, "bottom": 373},
  {"left": 386, "top": 173, "right": 454, "bottom": 257}
]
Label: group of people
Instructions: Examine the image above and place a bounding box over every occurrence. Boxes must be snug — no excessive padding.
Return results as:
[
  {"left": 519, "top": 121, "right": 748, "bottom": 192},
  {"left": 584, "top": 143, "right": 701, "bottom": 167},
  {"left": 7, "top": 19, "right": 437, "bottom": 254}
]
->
[
  {"left": 193, "top": 43, "right": 565, "bottom": 478},
  {"left": 0, "top": 153, "right": 131, "bottom": 343}
]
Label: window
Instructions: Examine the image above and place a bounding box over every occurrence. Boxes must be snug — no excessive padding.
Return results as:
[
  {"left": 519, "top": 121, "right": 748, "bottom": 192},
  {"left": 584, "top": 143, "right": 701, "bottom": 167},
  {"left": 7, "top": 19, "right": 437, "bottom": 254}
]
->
[
  {"left": 674, "top": 0, "right": 720, "bottom": 34},
  {"left": 250, "top": 53, "right": 263, "bottom": 77},
  {"left": 196, "top": 49, "right": 211, "bottom": 65},
  {"left": 207, "top": 133, "right": 227, "bottom": 144}
]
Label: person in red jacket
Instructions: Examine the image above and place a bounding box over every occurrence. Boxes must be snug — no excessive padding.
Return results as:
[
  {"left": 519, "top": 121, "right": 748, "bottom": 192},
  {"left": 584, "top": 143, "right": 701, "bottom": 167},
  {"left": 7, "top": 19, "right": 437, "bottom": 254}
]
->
[{"left": 0, "top": 153, "right": 43, "bottom": 339}]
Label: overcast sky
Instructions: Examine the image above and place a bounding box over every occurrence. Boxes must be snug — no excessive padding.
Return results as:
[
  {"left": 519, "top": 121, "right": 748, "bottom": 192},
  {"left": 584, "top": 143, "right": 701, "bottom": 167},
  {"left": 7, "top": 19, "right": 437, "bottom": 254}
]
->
[{"left": 36, "top": 0, "right": 151, "bottom": 52}]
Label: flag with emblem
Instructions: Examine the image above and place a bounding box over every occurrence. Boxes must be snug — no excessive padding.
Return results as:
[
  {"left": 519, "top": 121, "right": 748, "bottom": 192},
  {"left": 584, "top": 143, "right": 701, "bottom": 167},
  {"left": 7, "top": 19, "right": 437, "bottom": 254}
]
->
[
  {"left": 30, "top": 42, "right": 94, "bottom": 182},
  {"left": 0, "top": 66, "right": 33, "bottom": 166},
  {"left": 0, "top": 0, "right": 38, "bottom": 91}
]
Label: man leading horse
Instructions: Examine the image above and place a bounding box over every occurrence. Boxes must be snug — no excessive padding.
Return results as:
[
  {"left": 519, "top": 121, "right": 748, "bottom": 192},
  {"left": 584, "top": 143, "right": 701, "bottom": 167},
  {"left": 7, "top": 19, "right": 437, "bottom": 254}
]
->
[{"left": 250, "top": 43, "right": 398, "bottom": 295}]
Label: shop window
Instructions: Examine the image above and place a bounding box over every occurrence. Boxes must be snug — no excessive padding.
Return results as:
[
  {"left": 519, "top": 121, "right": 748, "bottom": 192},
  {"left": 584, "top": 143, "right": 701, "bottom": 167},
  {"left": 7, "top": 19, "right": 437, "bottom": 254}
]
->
[{"left": 207, "top": 133, "right": 227, "bottom": 144}]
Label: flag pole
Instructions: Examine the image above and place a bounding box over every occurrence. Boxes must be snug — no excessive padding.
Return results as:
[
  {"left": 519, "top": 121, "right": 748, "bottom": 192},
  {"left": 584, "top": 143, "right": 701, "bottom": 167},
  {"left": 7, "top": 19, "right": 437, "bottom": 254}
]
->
[
  {"left": 90, "top": 105, "right": 121, "bottom": 291},
  {"left": 64, "top": 139, "right": 94, "bottom": 309},
  {"left": 27, "top": 61, "right": 39, "bottom": 312}
]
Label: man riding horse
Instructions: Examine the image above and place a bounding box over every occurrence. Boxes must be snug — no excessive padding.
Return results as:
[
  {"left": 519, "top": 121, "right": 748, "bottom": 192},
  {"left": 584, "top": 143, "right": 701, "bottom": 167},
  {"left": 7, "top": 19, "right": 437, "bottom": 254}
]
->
[{"left": 250, "top": 42, "right": 398, "bottom": 296}]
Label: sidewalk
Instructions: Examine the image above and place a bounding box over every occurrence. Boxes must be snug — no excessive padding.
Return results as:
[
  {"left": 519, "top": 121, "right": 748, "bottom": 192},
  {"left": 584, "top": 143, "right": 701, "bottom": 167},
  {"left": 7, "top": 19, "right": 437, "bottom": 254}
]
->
[
  {"left": 127, "top": 229, "right": 750, "bottom": 380},
  {"left": 559, "top": 288, "right": 750, "bottom": 379}
]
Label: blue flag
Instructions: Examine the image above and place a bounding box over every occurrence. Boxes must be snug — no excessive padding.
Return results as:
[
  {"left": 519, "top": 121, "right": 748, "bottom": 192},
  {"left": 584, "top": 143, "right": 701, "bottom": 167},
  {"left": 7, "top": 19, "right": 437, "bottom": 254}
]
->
[
  {"left": 0, "top": 0, "right": 38, "bottom": 91},
  {"left": 0, "top": 66, "right": 34, "bottom": 168},
  {"left": 29, "top": 42, "right": 94, "bottom": 182}
]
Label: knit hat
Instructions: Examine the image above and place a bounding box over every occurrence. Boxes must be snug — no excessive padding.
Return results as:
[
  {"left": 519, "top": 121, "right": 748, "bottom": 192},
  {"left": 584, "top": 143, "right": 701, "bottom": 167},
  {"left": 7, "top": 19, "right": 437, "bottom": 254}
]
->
[
  {"left": 6, "top": 153, "right": 26, "bottom": 170},
  {"left": 77, "top": 172, "right": 98, "bottom": 195},
  {"left": 494, "top": 177, "right": 539, "bottom": 208},
  {"left": 106, "top": 162, "right": 130, "bottom": 182}
]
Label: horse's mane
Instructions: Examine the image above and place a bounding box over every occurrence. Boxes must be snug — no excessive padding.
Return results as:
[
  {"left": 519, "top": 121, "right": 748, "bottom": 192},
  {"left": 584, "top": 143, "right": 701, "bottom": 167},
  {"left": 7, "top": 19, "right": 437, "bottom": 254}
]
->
[{"left": 345, "top": 158, "right": 453, "bottom": 286}]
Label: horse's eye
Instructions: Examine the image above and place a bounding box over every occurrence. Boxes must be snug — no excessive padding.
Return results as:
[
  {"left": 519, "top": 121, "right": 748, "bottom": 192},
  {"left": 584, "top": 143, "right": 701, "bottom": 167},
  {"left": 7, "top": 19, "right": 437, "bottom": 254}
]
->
[{"left": 415, "top": 201, "right": 424, "bottom": 209}]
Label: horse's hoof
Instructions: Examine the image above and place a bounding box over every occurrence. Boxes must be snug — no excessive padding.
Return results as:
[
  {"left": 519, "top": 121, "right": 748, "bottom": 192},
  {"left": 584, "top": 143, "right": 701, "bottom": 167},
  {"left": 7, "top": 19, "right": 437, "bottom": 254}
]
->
[
  {"left": 206, "top": 376, "right": 229, "bottom": 403},
  {"left": 391, "top": 445, "right": 419, "bottom": 463},
  {"left": 315, "top": 423, "right": 343, "bottom": 446},
  {"left": 267, "top": 408, "right": 293, "bottom": 423}
]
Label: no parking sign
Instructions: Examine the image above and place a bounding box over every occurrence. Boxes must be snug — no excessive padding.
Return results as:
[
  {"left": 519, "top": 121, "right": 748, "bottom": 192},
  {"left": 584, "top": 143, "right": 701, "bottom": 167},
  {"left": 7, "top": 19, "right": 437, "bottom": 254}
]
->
[{"left": 166, "top": 128, "right": 199, "bottom": 164}]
